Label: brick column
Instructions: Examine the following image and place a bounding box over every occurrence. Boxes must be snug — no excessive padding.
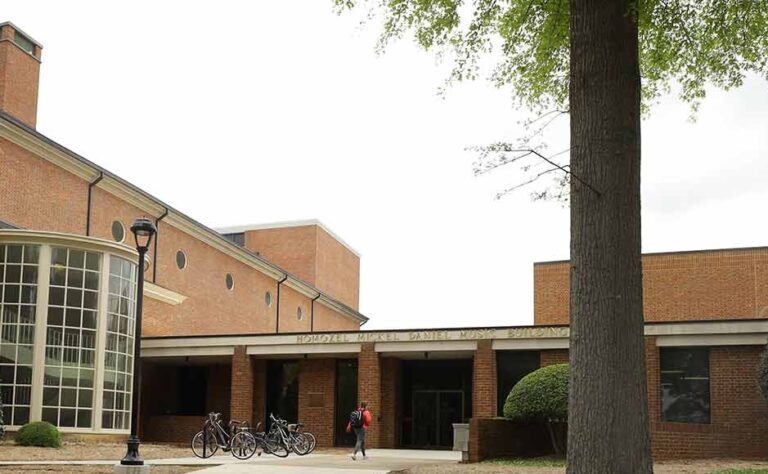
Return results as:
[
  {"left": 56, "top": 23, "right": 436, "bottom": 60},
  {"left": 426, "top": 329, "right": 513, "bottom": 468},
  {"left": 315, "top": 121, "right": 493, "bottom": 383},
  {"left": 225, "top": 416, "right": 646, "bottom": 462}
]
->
[
  {"left": 252, "top": 358, "right": 267, "bottom": 429},
  {"left": 473, "top": 340, "right": 497, "bottom": 419},
  {"left": 230, "top": 345, "right": 254, "bottom": 424},
  {"left": 379, "top": 357, "right": 401, "bottom": 448},
  {"left": 298, "top": 358, "right": 336, "bottom": 448},
  {"left": 358, "top": 343, "right": 382, "bottom": 447}
]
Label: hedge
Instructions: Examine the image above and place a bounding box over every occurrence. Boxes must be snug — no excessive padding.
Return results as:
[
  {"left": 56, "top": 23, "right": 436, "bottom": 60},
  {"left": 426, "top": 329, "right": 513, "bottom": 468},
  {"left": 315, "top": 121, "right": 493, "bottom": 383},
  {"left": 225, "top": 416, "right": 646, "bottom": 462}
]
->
[
  {"left": 15, "top": 421, "right": 62, "bottom": 448},
  {"left": 503, "top": 363, "right": 569, "bottom": 422}
]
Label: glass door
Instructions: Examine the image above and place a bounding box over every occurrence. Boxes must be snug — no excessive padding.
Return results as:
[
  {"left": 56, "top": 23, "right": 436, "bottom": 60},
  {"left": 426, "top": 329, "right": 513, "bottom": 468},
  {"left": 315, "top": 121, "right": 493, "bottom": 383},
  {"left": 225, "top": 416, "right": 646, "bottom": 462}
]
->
[
  {"left": 334, "top": 359, "right": 358, "bottom": 446},
  {"left": 412, "top": 390, "right": 464, "bottom": 448}
]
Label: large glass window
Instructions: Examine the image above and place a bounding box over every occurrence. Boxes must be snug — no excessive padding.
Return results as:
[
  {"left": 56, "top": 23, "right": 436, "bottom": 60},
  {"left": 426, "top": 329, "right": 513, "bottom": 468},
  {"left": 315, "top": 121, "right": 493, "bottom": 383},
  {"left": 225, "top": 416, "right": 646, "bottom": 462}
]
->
[
  {"left": 496, "top": 351, "right": 540, "bottom": 416},
  {"left": 266, "top": 360, "right": 299, "bottom": 424},
  {"left": 660, "top": 347, "right": 710, "bottom": 423},
  {"left": 42, "top": 247, "right": 100, "bottom": 428},
  {"left": 102, "top": 256, "right": 136, "bottom": 430},
  {"left": 0, "top": 244, "right": 39, "bottom": 426}
]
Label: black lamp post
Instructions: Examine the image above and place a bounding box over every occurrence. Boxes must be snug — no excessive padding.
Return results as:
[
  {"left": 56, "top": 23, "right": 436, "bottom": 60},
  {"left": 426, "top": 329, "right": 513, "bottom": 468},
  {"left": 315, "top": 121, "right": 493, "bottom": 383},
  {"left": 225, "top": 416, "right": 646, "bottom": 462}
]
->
[{"left": 121, "top": 217, "right": 157, "bottom": 466}]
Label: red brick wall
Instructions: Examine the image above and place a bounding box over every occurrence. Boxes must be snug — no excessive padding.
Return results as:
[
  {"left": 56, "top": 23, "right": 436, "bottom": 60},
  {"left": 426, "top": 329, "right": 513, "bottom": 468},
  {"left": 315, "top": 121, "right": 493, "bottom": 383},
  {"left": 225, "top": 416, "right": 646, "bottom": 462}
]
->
[
  {"left": 540, "top": 349, "right": 569, "bottom": 366},
  {"left": 316, "top": 226, "right": 360, "bottom": 310},
  {"left": 379, "top": 357, "right": 401, "bottom": 448},
  {"left": 647, "top": 343, "right": 768, "bottom": 459},
  {"left": 313, "top": 303, "right": 360, "bottom": 332},
  {"left": 473, "top": 340, "right": 497, "bottom": 419},
  {"left": 298, "top": 358, "right": 336, "bottom": 448},
  {"left": 243, "top": 225, "right": 361, "bottom": 310},
  {"left": 230, "top": 346, "right": 254, "bottom": 425},
  {"left": 0, "top": 139, "right": 87, "bottom": 234},
  {"left": 468, "top": 418, "right": 552, "bottom": 462},
  {"left": 277, "top": 285, "right": 313, "bottom": 333},
  {"left": 245, "top": 226, "right": 318, "bottom": 284},
  {"left": 357, "top": 343, "right": 382, "bottom": 447},
  {"left": 0, "top": 24, "right": 41, "bottom": 127},
  {"left": 143, "top": 415, "right": 204, "bottom": 444},
  {"left": 535, "top": 248, "right": 768, "bottom": 325},
  {"left": 473, "top": 343, "right": 768, "bottom": 460}
]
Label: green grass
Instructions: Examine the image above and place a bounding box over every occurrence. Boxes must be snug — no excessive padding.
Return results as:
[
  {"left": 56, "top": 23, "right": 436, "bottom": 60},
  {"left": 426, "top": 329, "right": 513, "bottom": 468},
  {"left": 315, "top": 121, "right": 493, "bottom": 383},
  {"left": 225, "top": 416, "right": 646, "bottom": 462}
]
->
[
  {"left": 711, "top": 470, "right": 768, "bottom": 474},
  {"left": 482, "top": 456, "right": 566, "bottom": 467}
]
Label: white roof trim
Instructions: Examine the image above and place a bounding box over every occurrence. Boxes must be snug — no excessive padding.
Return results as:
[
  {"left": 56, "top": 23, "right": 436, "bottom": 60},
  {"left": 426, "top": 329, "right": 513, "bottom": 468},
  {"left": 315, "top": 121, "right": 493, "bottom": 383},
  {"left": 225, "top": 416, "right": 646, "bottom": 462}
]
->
[
  {"left": 215, "top": 219, "right": 361, "bottom": 258},
  {"left": 0, "top": 22, "right": 44, "bottom": 48},
  {"left": 144, "top": 282, "right": 187, "bottom": 306}
]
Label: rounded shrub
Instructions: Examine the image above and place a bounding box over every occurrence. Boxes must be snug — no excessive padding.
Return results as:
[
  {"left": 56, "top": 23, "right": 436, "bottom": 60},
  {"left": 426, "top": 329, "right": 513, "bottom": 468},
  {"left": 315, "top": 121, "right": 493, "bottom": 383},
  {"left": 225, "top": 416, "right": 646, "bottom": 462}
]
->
[
  {"left": 15, "top": 421, "right": 62, "bottom": 448},
  {"left": 503, "top": 363, "right": 569, "bottom": 422}
]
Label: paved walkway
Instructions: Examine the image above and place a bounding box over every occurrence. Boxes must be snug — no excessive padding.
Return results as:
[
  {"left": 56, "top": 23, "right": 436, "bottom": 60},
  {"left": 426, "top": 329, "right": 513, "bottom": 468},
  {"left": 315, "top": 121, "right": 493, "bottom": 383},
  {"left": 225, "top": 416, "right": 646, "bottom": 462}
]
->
[
  {"left": 173, "top": 449, "right": 459, "bottom": 473},
  {"left": 0, "top": 449, "right": 461, "bottom": 473}
]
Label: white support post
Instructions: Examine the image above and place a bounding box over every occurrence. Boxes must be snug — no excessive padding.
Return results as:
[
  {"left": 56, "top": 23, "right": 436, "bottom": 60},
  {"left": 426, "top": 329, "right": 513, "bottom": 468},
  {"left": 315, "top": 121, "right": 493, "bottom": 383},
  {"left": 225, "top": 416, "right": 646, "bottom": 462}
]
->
[
  {"left": 29, "top": 244, "right": 51, "bottom": 423},
  {"left": 93, "top": 253, "right": 111, "bottom": 432}
]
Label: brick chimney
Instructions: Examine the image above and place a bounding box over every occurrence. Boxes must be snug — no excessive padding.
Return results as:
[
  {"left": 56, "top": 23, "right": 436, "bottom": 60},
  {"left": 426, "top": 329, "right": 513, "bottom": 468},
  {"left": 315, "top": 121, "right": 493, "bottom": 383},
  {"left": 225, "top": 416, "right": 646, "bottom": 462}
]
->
[{"left": 0, "top": 22, "right": 42, "bottom": 128}]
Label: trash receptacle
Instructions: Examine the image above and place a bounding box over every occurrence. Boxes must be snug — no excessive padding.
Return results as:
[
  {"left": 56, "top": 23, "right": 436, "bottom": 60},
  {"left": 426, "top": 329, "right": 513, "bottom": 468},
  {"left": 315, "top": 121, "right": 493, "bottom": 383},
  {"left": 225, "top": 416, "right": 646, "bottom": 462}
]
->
[{"left": 452, "top": 423, "right": 469, "bottom": 461}]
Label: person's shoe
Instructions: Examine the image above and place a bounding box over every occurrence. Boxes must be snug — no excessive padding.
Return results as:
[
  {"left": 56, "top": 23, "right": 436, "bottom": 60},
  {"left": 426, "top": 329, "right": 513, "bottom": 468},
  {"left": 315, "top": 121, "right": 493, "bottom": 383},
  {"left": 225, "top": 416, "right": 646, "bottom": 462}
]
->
[
  {"left": 362, "top": 455, "right": 368, "bottom": 461},
  {"left": 351, "top": 454, "right": 357, "bottom": 461}
]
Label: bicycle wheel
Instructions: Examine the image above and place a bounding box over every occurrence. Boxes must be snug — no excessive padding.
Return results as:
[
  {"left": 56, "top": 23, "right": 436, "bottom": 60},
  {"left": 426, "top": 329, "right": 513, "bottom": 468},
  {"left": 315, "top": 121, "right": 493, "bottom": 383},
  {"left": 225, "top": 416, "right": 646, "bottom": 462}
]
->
[
  {"left": 290, "top": 432, "right": 312, "bottom": 456},
  {"left": 264, "top": 431, "right": 289, "bottom": 458},
  {"left": 231, "top": 431, "right": 258, "bottom": 460},
  {"left": 303, "top": 432, "right": 317, "bottom": 453},
  {"left": 191, "top": 430, "right": 218, "bottom": 458}
]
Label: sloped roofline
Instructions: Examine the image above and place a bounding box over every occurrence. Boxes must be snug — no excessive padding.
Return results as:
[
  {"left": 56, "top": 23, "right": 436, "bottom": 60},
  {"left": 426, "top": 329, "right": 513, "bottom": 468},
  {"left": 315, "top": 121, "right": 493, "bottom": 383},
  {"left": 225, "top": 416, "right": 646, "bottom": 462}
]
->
[
  {"left": 0, "top": 111, "right": 368, "bottom": 325},
  {"left": 216, "top": 219, "right": 361, "bottom": 258}
]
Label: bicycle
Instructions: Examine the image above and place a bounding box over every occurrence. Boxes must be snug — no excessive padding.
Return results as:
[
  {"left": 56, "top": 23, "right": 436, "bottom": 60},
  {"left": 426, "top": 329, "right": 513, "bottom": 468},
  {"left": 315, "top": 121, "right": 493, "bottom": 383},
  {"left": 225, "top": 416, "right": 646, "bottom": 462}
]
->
[
  {"left": 248, "top": 421, "right": 288, "bottom": 458},
  {"left": 191, "top": 412, "right": 258, "bottom": 460},
  {"left": 288, "top": 422, "right": 316, "bottom": 454},
  {"left": 268, "top": 413, "right": 312, "bottom": 456}
]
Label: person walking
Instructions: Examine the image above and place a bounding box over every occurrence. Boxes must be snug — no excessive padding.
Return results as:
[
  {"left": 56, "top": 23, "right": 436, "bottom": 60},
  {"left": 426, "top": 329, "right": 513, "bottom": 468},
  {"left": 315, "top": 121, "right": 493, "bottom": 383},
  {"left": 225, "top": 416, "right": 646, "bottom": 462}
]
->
[{"left": 347, "top": 401, "right": 372, "bottom": 461}]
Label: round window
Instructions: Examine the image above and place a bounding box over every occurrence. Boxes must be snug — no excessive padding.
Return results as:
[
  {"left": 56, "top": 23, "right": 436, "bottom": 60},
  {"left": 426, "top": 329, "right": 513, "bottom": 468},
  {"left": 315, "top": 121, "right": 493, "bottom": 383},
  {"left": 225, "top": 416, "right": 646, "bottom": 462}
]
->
[
  {"left": 265, "top": 291, "right": 272, "bottom": 307},
  {"left": 176, "top": 250, "right": 187, "bottom": 270},
  {"left": 111, "top": 221, "right": 125, "bottom": 243},
  {"left": 225, "top": 273, "right": 234, "bottom": 291},
  {"left": 297, "top": 306, "right": 304, "bottom": 321}
]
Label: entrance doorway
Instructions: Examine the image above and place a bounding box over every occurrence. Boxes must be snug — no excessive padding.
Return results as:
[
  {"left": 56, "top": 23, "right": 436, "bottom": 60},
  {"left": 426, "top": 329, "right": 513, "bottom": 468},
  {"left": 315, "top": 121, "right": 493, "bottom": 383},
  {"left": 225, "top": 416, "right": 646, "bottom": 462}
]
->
[
  {"left": 265, "top": 360, "right": 299, "bottom": 424},
  {"left": 412, "top": 390, "right": 464, "bottom": 448},
  {"left": 334, "top": 359, "right": 358, "bottom": 446},
  {"left": 401, "top": 359, "right": 472, "bottom": 448}
]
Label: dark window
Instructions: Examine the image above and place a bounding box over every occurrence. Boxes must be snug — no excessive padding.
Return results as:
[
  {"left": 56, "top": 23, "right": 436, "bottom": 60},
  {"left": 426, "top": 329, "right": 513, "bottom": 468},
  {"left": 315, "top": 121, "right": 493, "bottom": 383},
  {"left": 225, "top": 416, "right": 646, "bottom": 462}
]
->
[
  {"left": 335, "top": 359, "right": 358, "bottom": 447},
  {"left": 223, "top": 233, "right": 245, "bottom": 247},
  {"left": 111, "top": 221, "right": 125, "bottom": 242},
  {"left": 265, "top": 360, "right": 299, "bottom": 424},
  {"left": 175, "top": 250, "right": 187, "bottom": 270},
  {"left": 177, "top": 367, "right": 207, "bottom": 415},
  {"left": 660, "top": 347, "right": 710, "bottom": 423},
  {"left": 496, "top": 351, "right": 540, "bottom": 416},
  {"left": 14, "top": 32, "right": 35, "bottom": 55}
]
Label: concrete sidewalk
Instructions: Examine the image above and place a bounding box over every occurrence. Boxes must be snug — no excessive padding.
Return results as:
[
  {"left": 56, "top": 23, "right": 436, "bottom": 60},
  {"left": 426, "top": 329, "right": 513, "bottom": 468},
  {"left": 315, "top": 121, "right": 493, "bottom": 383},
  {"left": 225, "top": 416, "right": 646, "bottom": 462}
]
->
[
  {"left": 191, "top": 449, "right": 459, "bottom": 473},
  {"left": 0, "top": 449, "right": 461, "bottom": 473}
]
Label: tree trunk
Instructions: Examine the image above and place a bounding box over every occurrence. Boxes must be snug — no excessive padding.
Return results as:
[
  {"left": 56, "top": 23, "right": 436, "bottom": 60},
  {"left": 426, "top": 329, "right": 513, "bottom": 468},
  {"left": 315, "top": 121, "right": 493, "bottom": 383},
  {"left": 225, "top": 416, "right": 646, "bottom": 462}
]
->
[{"left": 566, "top": 1, "right": 652, "bottom": 473}]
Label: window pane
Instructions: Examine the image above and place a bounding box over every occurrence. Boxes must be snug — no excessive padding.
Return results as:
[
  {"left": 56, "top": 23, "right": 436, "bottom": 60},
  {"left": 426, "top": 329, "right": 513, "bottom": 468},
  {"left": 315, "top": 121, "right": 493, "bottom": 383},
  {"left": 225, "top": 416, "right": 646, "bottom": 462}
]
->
[
  {"left": 660, "top": 347, "right": 710, "bottom": 423},
  {"left": 42, "top": 408, "right": 58, "bottom": 425}
]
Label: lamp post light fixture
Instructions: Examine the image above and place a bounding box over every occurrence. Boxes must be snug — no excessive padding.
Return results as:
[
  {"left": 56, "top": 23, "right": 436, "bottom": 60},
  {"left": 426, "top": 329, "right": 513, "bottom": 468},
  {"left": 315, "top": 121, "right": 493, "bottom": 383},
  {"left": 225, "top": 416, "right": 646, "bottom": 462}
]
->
[{"left": 120, "top": 217, "right": 157, "bottom": 467}]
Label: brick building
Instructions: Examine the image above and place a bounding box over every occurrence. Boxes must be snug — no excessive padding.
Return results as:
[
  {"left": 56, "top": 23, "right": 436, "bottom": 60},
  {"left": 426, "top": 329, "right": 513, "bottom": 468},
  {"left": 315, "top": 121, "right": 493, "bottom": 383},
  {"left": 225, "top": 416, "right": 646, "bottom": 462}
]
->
[{"left": 1, "top": 22, "right": 767, "bottom": 459}]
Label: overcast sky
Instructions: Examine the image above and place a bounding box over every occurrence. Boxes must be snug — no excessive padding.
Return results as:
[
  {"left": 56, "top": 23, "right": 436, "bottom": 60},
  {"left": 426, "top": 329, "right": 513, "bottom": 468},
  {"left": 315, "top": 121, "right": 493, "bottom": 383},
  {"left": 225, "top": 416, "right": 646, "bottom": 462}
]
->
[{"left": 5, "top": 2, "right": 768, "bottom": 330}]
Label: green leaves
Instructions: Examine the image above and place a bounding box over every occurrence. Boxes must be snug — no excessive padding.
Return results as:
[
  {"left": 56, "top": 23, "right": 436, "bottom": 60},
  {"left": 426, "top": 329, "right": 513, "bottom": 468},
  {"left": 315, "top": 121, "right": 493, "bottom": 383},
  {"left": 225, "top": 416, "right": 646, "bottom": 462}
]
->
[
  {"left": 335, "top": 0, "right": 768, "bottom": 113},
  {"left": 503, "top": 363, "right": 569, "bottom": 422}
]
